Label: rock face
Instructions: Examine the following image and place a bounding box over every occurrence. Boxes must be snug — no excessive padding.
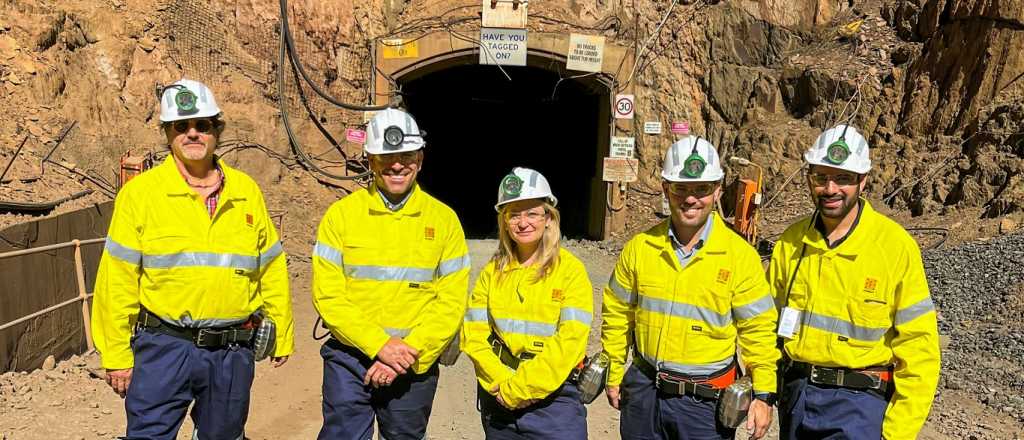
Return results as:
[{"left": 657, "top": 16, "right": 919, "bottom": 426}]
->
[{"left": 0, "top": 0, "right": 1020, "bottom": 231}]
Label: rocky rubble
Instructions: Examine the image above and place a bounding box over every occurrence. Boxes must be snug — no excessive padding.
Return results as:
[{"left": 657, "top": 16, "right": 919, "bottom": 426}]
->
[{"left": 925, "top": 231, "right": 1024, "bottom": 427}]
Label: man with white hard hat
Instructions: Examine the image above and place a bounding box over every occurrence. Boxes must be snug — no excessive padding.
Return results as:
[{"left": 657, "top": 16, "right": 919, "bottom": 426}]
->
[
  {"left": 601, "top": 136, "right": 779, "bottom": 439},
  {"left": 92, "top": 78, "right": 294, "bottom": 439},
  {"left": 312, "top": 108, "right": 470, "bottom": 439},
  {"left": 769, "top": 125, "right": 940, "bottom": 440}
]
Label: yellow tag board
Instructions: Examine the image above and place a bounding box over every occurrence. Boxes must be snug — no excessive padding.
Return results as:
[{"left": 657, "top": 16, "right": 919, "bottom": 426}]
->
[{"left": 381, "top": 39, "right": 418, "bottom": 59}]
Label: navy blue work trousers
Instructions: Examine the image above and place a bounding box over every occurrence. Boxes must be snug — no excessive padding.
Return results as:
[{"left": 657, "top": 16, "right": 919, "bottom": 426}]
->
[
  {"left": 318, "top": 339, "right": 439, "bottom": 440},
  {"left": 123, "top": 328, "right": 255, "bottom": 440},
  {"left": 619, "top": 363, "right": 735, "bottom": 440},
  {"left": 477, "top": 381, "right": 588, "bottom": 440},
  {"left": 779, "top": 375, "right": 888, "bottom": 440}
]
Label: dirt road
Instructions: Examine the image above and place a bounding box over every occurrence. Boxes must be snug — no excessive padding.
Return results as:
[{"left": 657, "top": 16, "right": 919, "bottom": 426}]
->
[{"left": 2, "top": 239, "right": 1022, "bottom": 439}]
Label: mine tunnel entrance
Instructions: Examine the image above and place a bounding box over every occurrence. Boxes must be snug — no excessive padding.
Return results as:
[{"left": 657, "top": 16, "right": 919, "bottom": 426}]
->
[{"left": 400, "top": 59, "right": 610, "bottom": 239}]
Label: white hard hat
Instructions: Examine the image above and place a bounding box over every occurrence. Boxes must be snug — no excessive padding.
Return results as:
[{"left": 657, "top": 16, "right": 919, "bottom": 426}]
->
[
  {"left": 495, "top": 167, "right": 558, "bottom": 211},
  {"left": 804, "top": 124, "right": 871, "bottom": 174},
  {"left": 661, "top": 136, "right": 724, "bottom": 182},
  {"left": 365, "top": 108, "right": 426, "bottom": 155},
  {"left": 158, "top": 79, "right": 222, "bottom": 123}
]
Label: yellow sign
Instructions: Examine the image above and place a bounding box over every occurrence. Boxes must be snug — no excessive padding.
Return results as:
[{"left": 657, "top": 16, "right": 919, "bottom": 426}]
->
[{"left": 381, "top": 39, "right": 419, "bottom": 59}]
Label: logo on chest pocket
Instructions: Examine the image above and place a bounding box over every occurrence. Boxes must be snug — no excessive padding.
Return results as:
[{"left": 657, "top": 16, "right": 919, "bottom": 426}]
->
[
  {"left": 863, "top": 277, "right": 878, "bottom": 293},
  {"left": 424, "top": 227, "right": 435, "bottom": 240},
  {"left": 551, "top": 289, "right": 564, "bottom": 302},
  {"left": 716, "top": 269, "right": 731, "bottom": 284},
  {"left": 245, "top": 213, "right": 254, "bottom": 227}
]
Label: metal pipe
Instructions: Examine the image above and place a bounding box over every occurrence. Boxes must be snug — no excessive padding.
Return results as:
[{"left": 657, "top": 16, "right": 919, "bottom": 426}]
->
[
  {"left": 73, "top": 240, "right": 95, "bottom": 351},
  {"left": 0, "top": 293, "right": 93, "bottom": 332},
  {"left": 1, "top": 136, "right": 29, "bottom": 182},
  {"left": 0, "top": 237, "right": 104, "bottom": 260}
]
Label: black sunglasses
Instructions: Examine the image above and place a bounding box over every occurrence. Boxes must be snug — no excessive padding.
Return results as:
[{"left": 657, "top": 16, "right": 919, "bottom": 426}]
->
[{"left": 169, "top": 119, "right": 220, "bottom": 134}]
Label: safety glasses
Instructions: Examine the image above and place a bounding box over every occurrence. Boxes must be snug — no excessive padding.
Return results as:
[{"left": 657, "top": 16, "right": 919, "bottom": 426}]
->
[
  {"left": 809, "top": 172, "right": 859, "bottom": 187},
  {"left": 666, "top": 182, "right": 718, "bottom": 198},
  {"left": 506, "top": 209, "right": 547, "bottom": 226},
  {"left": 170, "top": 119, "right": 220, "bottom": 134}
]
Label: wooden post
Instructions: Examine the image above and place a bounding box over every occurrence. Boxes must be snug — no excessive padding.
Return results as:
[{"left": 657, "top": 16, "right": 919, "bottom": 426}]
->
[{"left": 73, "top": 240, "right": 94, "bottom": 352}]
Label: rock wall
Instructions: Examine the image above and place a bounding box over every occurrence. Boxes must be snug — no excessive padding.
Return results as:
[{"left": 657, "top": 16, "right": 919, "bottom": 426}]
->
[{"left": 0, "top": 0, "right": 1021, "bottom": 234}]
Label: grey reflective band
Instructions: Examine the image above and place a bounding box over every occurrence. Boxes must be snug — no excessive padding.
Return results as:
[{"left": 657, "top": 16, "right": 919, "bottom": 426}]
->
[
  {"left": 894, "top": 297, "right": 935, "bottom": 326},
  {"left": 105, "top": 237, "right": 142, "bottom": 265},
  {"left": 144, "top": 252, "right": 259, "bottom": 271},
  {"left": 437, "top": 254, "right": 471, "bottom": 277},
  {"left": 404, "top": 113, "right": 413, "bottom": 138},
  {"left": 638, "top": 295, "right": 732, "bottom": 327},
  {"left": 260, "top": 241, "right": 284, "bottom": 268},
  {"left": 345, "top": 264, "right": 434, "bottom": 283},
  {"left": 493, "top": 318, "right": 556, "bottom": 337},
  {"left": 607, "top": 275, "right": 637, "bottom": 305},
  {"left": 802, "top": 310, "right": 887, "bottom": 342},
  {"left": 559, "top": 307, "right": 592, "bottom": 326},
  {"left": 313, "top": 242, "right": 344, "bottom": 267},
  {"left": 528, "top": 169, "right": 539, "bottom": 188},
  {"left": 465, "top": 308, "right": 488, "bottom": 323},
  {"left": 639, "top": 351, "right": 734, "bottom": 376},
  {"left": 732, "top": 295, "right": 774, "bottom": 321},
  {"left": 384, "top": 327, "right": 411, "bottom": 337},
  {"left": 672, "top": 143, "right": 681, "bottom": 167}
]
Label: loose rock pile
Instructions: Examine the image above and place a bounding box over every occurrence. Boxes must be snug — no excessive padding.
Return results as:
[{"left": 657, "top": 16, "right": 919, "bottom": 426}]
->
[{"left": 924, "top": 231, "right": 1024, "bottom": 427}]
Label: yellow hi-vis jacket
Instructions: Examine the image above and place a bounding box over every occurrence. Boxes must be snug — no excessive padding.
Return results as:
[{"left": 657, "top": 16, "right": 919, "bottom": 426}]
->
[
  {"left": 601, "top": 214, "right": 779, "bottom": 393},
  {"left": 769, "top": 199, "right": 940, "bottom": 440},
  {"left": 92, "top": 156, "right": 294, "bottom": 370},
  {"left": 461, "top": 248, "right": 594, "bottom": 408},
  {"left": 312, "top": 184, "right": 470, "bottom": 374}
]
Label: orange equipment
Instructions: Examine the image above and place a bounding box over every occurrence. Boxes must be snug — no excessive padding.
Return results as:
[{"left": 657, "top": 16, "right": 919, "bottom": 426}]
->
[
  {"left": 118, "top": 151, "right": 152, "bottom": 190},
  {"left": 727, "top": 157, "right": 763, "bottom": 244}
]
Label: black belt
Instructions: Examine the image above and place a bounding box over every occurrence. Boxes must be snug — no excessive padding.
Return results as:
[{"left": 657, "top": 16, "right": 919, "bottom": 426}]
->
[
  {"left": 634, "top": 355, "right": 731, "bottom": 400},
  {"left": 488, "top": 333, "right": 535, "bottom": 370},
  {"left": 787, "top": 361, "right": 891, "bottom": 393},
  {"left": 137, "top": 308, "right": 254, "bottom": 348}
]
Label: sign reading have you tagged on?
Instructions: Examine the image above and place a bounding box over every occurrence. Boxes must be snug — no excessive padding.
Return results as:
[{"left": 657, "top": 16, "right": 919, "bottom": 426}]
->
[{"left": 480, "top": 28, "right": 527, "bottom": 66}]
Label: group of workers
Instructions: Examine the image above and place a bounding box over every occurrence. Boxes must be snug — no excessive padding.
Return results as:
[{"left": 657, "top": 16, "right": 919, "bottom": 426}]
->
[{"left": 91, "top": 79, "right": 941, "bottom": 440}]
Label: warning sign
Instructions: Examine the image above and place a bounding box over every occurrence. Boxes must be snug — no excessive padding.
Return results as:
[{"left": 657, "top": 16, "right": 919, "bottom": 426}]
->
[
  {"left": 603, "top": 157, "right": 639, "bottom": 182},
  {"left": 671, "top": 121, "right": 690, "bottom": 135},
  {"left": 643, "top": 121, "right": 662, "bottom": 134},
  {"left": 381, "top": 39, "right": 419, "bottom": 59},
  {"left": 479, "top": 28, "right": 527, "bottom": 66},
  {"left": 610, "top": 137, "right": 635, "bottom": 158},
  {"left": 614, "top": 94, "right": 634, "bottom": 119},
  {"left": 345, "top": 128, "right": 366, "bottom": 144},
  {"left": 566, "top": 34, "right": 605, "bottom": 73}
]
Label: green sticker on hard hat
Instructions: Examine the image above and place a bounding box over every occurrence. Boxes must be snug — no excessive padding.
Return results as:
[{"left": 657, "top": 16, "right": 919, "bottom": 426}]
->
[
  {"left": 826, "top": 139, "right": 850, "bottom": 165},
  {"left": 682, "top": 152, "right": 707, "bottom": 178},
  {"left": 175, "top": 88, "right": 198, "bottom": 112},
  {"left": 501, "top": 173, "right": 524, "bottom": 199}
]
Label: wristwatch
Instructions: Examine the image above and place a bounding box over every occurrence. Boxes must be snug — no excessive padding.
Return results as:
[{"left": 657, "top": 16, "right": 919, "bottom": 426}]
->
[{"left": 753, "top": 392, "right": 777, "bottom": 406}]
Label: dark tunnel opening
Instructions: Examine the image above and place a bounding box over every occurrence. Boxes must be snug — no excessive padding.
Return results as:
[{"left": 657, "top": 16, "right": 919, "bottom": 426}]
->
[{"left": 401, "top": 62, "right": 608, "bottom": 239}]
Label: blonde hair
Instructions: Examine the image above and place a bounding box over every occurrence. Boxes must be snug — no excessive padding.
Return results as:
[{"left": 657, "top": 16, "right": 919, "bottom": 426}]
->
[{"left": 493, "top": 201, "right": 561, "bottom": 282}]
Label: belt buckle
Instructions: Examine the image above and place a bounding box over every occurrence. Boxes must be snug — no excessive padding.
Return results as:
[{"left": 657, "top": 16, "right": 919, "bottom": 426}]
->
[
  {"left": 810, "top": 365, "right": 841, "bottom": 386},
  {"left": 196, "top": 329, "right": 224, "bottom": 347},
  {"left": 862, "top": 371, "right": 883, "bottom": 390}
]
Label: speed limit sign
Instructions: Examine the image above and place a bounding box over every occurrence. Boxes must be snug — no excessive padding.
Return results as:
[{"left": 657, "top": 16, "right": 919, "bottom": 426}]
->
[{"left": 614, "top": 94, "right": 634, "bottom": 119}]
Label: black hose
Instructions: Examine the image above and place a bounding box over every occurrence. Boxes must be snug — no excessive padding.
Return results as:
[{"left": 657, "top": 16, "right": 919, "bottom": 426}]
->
[
  {"left": 279, "top": 0, "right": 395, "bottom": 111},
  {"left": 277, "top": 28, "right": 373, "bottom": 181},
  {"left": 0, "top": 189, "right": 94, "bottom": 213}
]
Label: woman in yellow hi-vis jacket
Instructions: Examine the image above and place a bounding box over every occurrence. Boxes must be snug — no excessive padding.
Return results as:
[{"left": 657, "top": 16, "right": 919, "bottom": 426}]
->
[{"left": 461, "top": 167, "right": 594, "bottom": 440}]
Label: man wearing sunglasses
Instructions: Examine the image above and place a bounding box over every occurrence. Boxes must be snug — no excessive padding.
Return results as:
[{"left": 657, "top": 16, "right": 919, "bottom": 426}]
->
[
  {"left": 601, "top": 136, "right": 779, "bottom": 440},
  {"left": 92, "top": 79, "right": 294, "bottom": 439},
  {"left": 769, "top": 125, "right": 940, "bottom": 440},
  {"left": 312, "top": 108, "right": 470, "bottom": 440}
]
